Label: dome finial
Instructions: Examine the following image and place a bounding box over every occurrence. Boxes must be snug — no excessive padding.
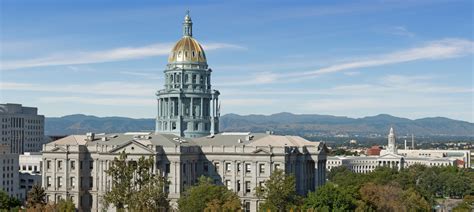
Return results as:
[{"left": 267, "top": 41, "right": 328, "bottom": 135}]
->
[{"left": 183, "top": 10, "right": 193, "bottom": 37}]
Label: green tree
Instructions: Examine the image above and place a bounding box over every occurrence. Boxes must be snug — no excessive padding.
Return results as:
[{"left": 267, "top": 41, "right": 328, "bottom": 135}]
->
[
  {"left": 178, "top": 176, "right": 241, "bottom": 212},
  {"left": 26, "top": 184, "right": 47, "bottom": 209},
  {"left": 0, "top": 190, "right": 21, "bottom": 211},
  {"left": 57, "top": 198, "right": 75, "bottom": 212},
  {"left": 102, "top": 151, "right": 170, "bottom": 211},
  {"left": 304, "top": 183, "right": 356, "bottom": 211},
  {"left": 255, "top": 169, "right": 300, "bottom": 212}
]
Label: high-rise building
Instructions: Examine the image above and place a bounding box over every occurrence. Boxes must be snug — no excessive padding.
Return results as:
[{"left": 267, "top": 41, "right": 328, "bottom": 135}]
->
[
  {"left": 155, "top": 11, "right": 220, "bottom": 138},
  {"left": 0, "top": 144, "right": 20, "bottom": 199},
  {"left": 0, "top": 103, "right": 45, "bottom": 154}
]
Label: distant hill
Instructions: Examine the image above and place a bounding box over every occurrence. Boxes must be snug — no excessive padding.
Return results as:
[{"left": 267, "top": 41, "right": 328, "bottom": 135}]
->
[{"left": 45, "top": 113, "right": 474, "bottom": 137}]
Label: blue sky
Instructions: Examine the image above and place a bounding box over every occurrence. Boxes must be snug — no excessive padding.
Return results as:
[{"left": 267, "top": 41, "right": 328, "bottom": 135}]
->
[{"left": 1, "top": 0, "right": 473, "bottom": 122}]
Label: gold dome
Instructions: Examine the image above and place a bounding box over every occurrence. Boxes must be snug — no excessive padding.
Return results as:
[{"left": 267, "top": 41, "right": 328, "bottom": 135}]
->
[{"left": 168, "top": 36, "right": 207, "bottom": 63}]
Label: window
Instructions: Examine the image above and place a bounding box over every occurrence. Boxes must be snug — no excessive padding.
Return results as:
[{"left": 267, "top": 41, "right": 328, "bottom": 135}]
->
[
  {"left": 58, "top": 161, "right": 62, "bottom": 170},
  {"left": 165, "top": 163, "right": 170, "bottom": 174},
  {"left": 47, "top": 177, "right": 51, "bottom": 187},
  {"left": 214, "top": 162, "right": 220, "bottom": 173},
  {"left": 22, "top": 165, "right": 26, "bottom": 170},
  {"left": 89, "top": 177, "right": 93, "bottom": 188},
  {"left": 182, "top": 163, "right": 186, "bottom": 174},
  {"left": 80, "top": 161, "right": 83, "bottom": 170},
  {"left": 57, "top": 177, "right": 62, "bottom": 188},
  {"left": 70, "top": 161, "right": 75, "bottom": 170},
  {"left": 244, "top": 202, "right": 251, "bottom": 212},
  {"left": 245, "top": 181, "right": 251, "bottom": 193},
  {"left": 259, "top": 164, "right": 265, "bottom": 174},
  {"left": 89, "top": 161, "right": 94, "bottom": 170},
  {"left": 237, "top": 163, "right": 241, "bottom": 172},
  {"left": 237, "top": 180, "right": 241, "bottom": 192},
  {"left": 28, "top": 165, "right": 32, "bottom": 171},
  {"left": 225, "top": 180, "right": 231, "bottom": 190},
  {"left": 70, "top": 177, "right": 75, "bottom": 188},
  {"left": 203, "top": 162, "right": 209, "bottom": 173},
  {"left": 47, "top": 161, "right": 51, "bottom": 169},
  {"left": 274, "top": 163, "right": 280, "bottom": 170},
  {"left": 245, "top": 164, "right": 251, "bottom": 174},
  {"left": 225, "top": 163, "right": 231, "bottom": 172}
]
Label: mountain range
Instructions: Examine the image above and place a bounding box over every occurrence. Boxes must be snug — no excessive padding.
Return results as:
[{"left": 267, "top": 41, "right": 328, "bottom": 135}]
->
[{"left": 45, "top": 113, "right": 474, "bottom": 137}]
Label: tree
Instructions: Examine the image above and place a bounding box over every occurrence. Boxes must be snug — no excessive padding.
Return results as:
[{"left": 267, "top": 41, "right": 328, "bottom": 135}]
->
[
  {"left": 56, "top": 198, "right": 75, "bottom": 212},
  {"left": 102, "top": 151, "right": 170, "bottom": 211},
  {"left": 358, "top": 182, "right": 430, "bottom": 212},
  {"left": 358, "top": 182, "right": 405, "bottom": 211},
  {"left": 0, "top": 190, "right": 21, "bottom": 210},
  {"left": 26, "top": 184, "right": 47, "bottom": 209},
  {"left": 255, "top": 169, "right": 300, "bottom": 212},
  {"left": 178, "top": 176, "right": 241, "bottom": 212},
  {"left": 304, "top": 183, "right": 356, "bottom": 211}
]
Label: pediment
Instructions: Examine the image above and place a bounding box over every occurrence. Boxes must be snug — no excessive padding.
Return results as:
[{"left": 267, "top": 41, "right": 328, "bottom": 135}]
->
[
  {"left": 109, "top": 140, "right": 155, "bottom": 154},
  {"left": 252, "top": 148, "right": 272, "bottom": 155},
  {"left": 378, "top": 153, "right": 403, "bottom": 159},
  {"left": 50, "top": 146, "right": 68, "bottom": 152}
]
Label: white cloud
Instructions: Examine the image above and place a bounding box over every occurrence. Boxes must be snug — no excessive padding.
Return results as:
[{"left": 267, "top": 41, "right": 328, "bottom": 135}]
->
[
  {"left": 216, "top": 38, "right": 473, "bottom": 86},
  {"left": 1, "top": 42, "right": 244, "bottom": 70},
  {"left": 385, "top": 26, "right": 415, "bottom": 37},
  {"left": 293, "top": 38, "right": 473, "bottom": 78},
  {"left": 38, "top": 96, "right": 155, "bottom": 106},
  {"left": 221, "top": 98, "right": 277, "bottom": 106},
  {"left": 119, "top": 71, "right": 161, "bottom": 80},
  {"left": 0, "top": 81, "right": 157, "bottom": 97}
]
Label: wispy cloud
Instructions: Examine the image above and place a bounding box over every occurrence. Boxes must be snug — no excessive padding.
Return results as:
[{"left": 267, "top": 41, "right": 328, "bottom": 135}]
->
[
  {"left": 119, "top": 71, "right": 161, "bottom": 80},
  {"left": 0, "top": 81, "right": 157, "bottom": 97},
  {"left": 216, "top": 38, "right": 474, "bottom": 86},
  {"left": 1, "top": 42, "right": 244, "bottom": 70},
  {"left": 38, "top": 96, "right": 155, "bottom": 106},
  {"left": 384, "top": 26, "right": 415, "bottom": 37}
]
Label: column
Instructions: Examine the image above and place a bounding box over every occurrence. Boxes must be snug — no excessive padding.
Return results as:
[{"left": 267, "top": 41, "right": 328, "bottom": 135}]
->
[
  {"left": 168, "top": 97, "right": 171, "bottom": 117},
  {"left": 191, "top": 97, "right": 194, "bottom": 117},
  {"left": 200, "top": 98, "right": 204, "bottom": 118},
  {"left": 158, "top": 98, "right": 161, "bottom": 117},
  {"left": 215, "top": 98, "right": 218, "bottom": 117},
  {"left": 314, "top": 162, "right": 319, "bottom": 188},
  {"left": 178, "top": 97, "right": 182, "bottom": 117}
]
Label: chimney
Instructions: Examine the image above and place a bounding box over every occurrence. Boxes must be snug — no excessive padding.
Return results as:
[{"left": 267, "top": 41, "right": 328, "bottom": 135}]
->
[
  {"left": 411, "top": 134, "right": 415, "bottom": 149},
  {"left": 86, "top": 132, "right": 95, "bottom": 141}
]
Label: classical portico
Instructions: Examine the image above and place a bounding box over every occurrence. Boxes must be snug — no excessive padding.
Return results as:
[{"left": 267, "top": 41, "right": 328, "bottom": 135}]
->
[{"left": 155, "top": 12, "right": 220, "bottom": 138}]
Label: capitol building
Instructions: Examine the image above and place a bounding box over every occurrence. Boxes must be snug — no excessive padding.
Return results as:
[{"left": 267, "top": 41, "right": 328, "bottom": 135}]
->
[
  {"left": 41, "top": 13, "right": 328, "bottom": 212},
  {"left": 327, "top": 128, "right": 471, "bottom": 173}
]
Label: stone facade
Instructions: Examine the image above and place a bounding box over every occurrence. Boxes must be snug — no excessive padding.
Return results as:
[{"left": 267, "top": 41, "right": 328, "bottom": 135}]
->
[
  {"left": 0, "top": 103, "right": 45, "bottom": 154},
  {"left": 42, "top": 132, "right": 328, "bottom": 211}
]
